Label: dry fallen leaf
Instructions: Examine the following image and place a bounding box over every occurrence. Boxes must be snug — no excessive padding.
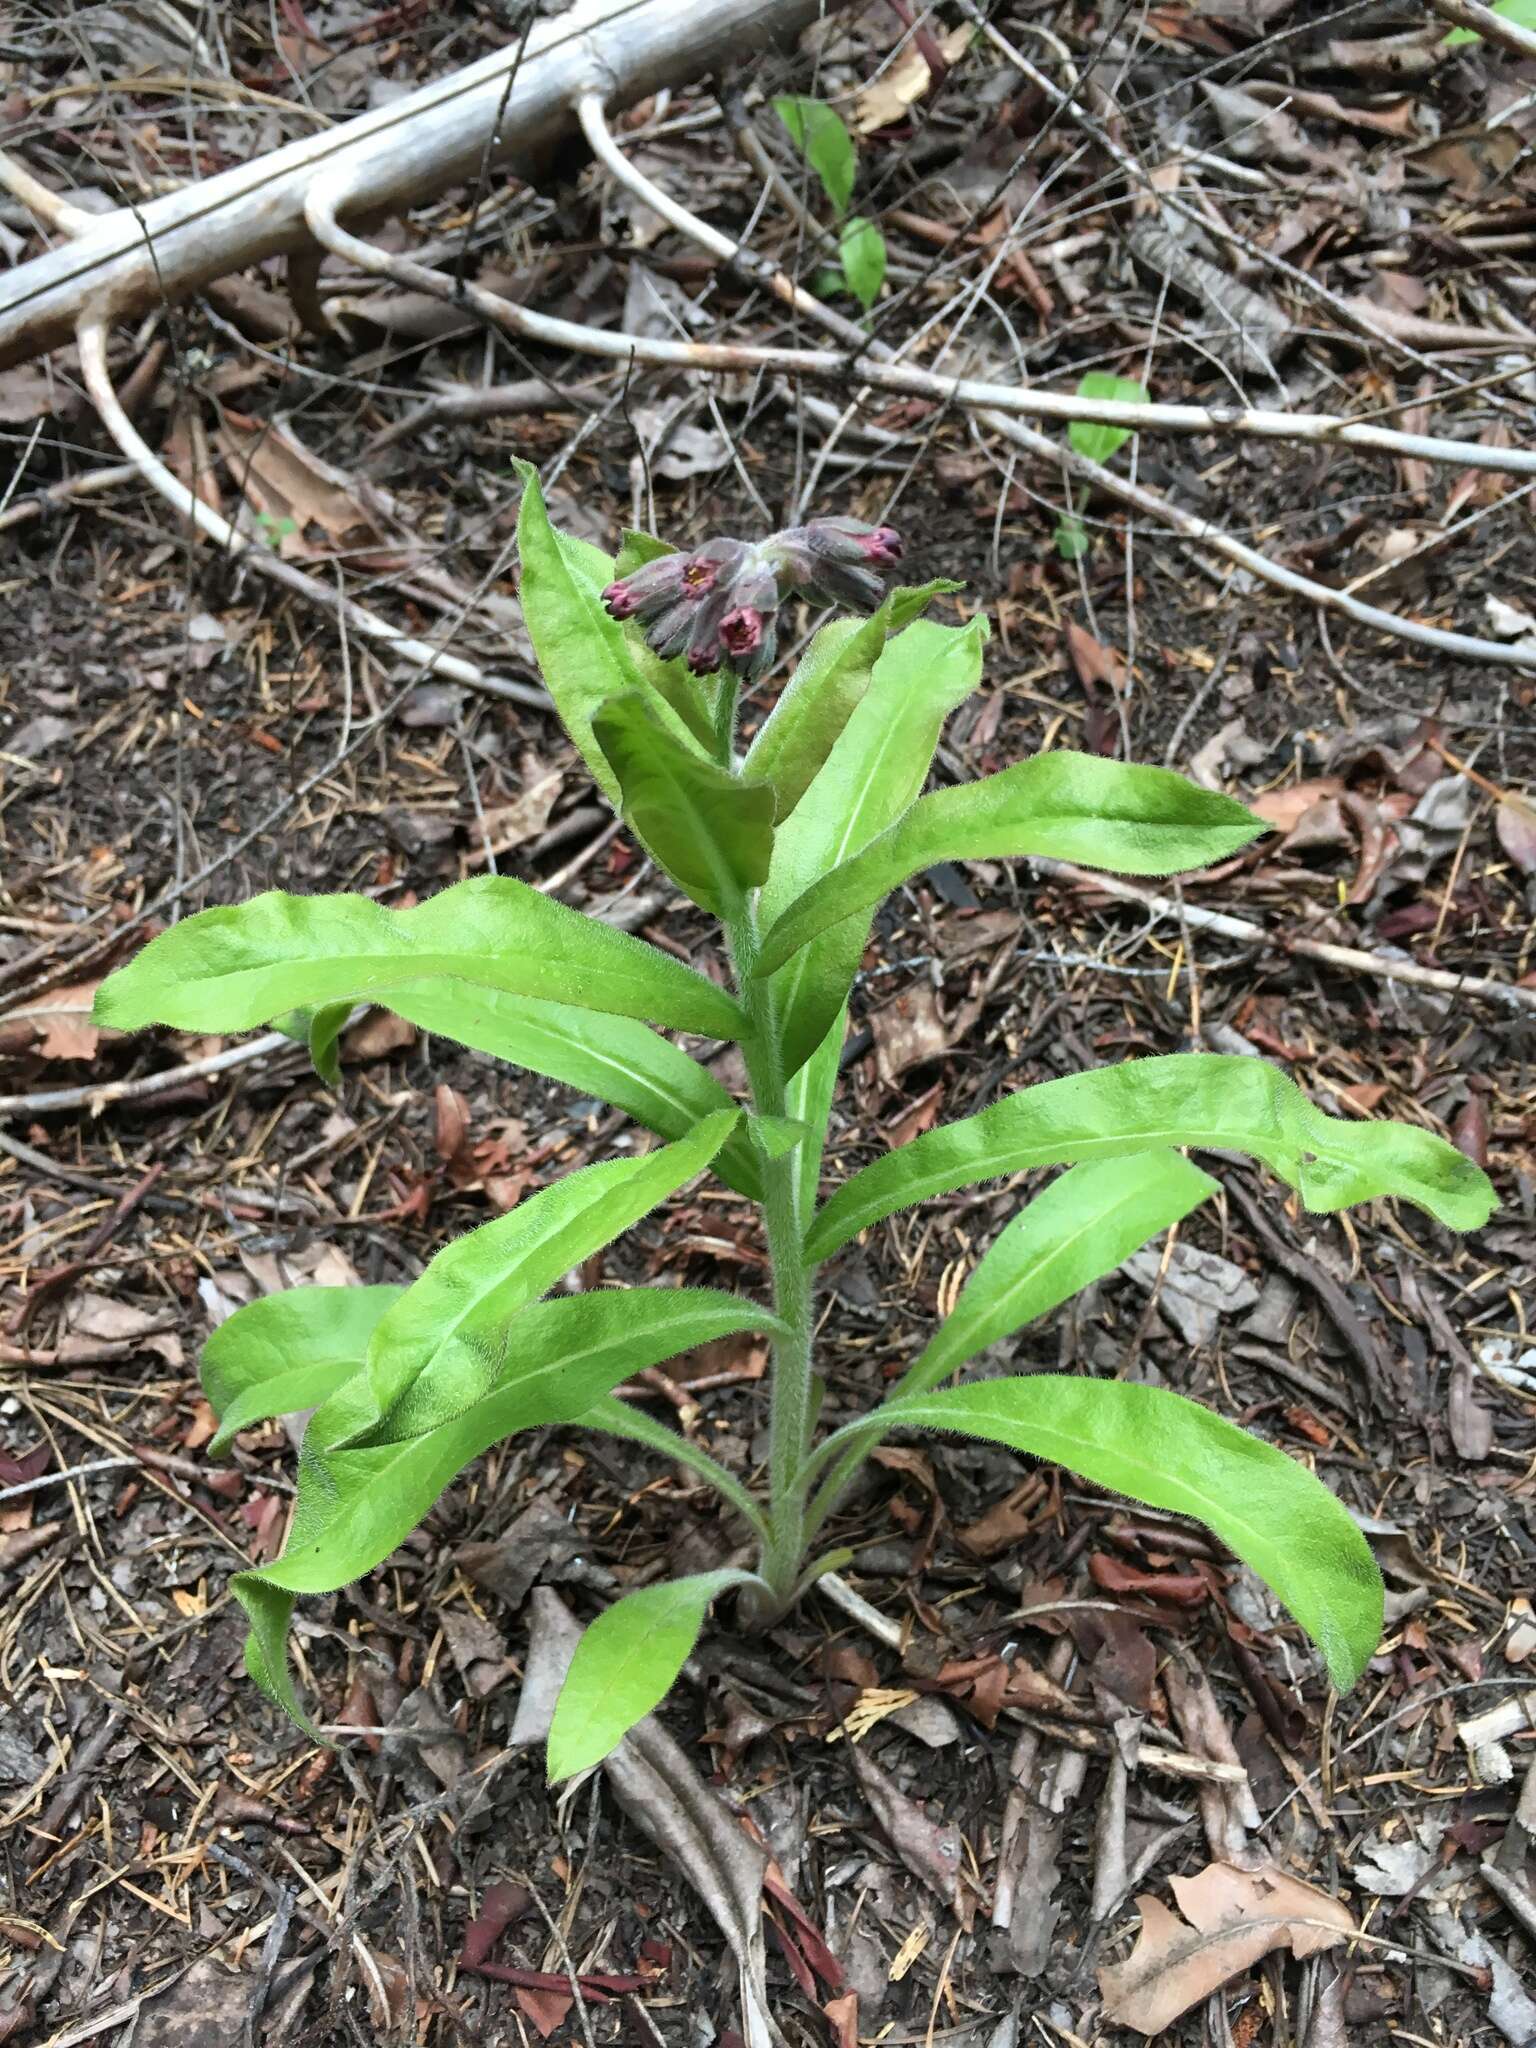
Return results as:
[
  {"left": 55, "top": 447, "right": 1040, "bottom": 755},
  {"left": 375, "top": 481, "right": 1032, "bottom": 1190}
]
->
[
  {"left": 849, "top": 1742, "right": 964, "bottom": 1915},
  {"left": 216, "top": 409, "right": 408, "bottom": 565},
  {"left": 870, "top": 982, "right": 949, "bottom": 1084},
  {"left": 28, "top": 981, "right": 102, "bottom": 1062},
  {"left": 1099, "top": 1862, "right": 1353, "bottom": 2034},
  {"left": 1249, "top": 777, "right": 1346, "bottom": 834},
  {"left": 852, "top": 25, "right": 972, "bottom": 133},
  {"left": 1496, "top": 800, "right": 1536, "bottom": 876}
]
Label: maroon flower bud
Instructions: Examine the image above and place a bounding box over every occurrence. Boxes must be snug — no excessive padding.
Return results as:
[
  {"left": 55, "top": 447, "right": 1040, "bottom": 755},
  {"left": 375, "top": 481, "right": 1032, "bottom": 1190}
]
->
[
  {"left": 767, "top": 518, "right": 904, "bottom": 615},
  {"left": 721, "top": 607, "right": 764, "bottom": 659},
  {"left": 804, "top": 516, "right": 904, "bottom": 569},
  {"left": 647, "top": 598, "right": 697, "bottom": 663},
  {"left": 601, "top": 551, "right": 687, "bottom": 623},
  {"left": 602, "top": 517, "right": 902, "bottom": 684},
  {"left": 720, "top": 608, "right": 778, "bottom": 685}
]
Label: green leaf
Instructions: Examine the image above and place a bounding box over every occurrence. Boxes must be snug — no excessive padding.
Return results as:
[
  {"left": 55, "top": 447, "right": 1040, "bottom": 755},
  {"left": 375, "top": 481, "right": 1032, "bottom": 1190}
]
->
[
  {"left": 592, "top": 692, "right": 775, "bottom": 916},
  {"left": 93, "top": 877, "right": 747, "bottom": 1043},
  {"left": 805, "top": 1054, "right": 1497, "bottom": 1264},
  {"left": 772, "top": 95, "right": 856, "bottom": 214},
  {"left": 787, "top": 1005, "right": 846, "bottom": 1219},
  {"left": 744, "top": 614, "right": 886, "bottom": 821},
  {"left": 514, "top": 464, "right": 714, "bottom": 778},
  {"left": 756, "top": 753, "right": 1263, "bottom": 978},
  {"left": 742, "top": 584, "right": 964, "bottom": 824},
  {"left": 839, "top": 216, "right": 886, "bottom": 311},
  {"left": 580, "top": 1395, "right": 769, "bottom": 1538},
  {"left": 548, "top": 1569, "right": 754, "bottom": 1779},
  {"left": 202, "top": 1284, "right": 403, "bottom": 1456},
  {"left": 615, "top": 531, "right": 675, "bottom": 573},
  {"left": 759, "top": 614, "right": 989, "bottom": 1075},
  {"left": 886, "top": 1376, "right": 1383, "bottom": 1690},
  {"left": 903, "top": 1152, "right": 1216, "bottom": 1397},
  {"left": 331, "top": 1110, "right": 740, "bottom": 1449},
  {"left": 748, "top": 1113, "right": 810, "bottom": 1162},
  {"left": 1053, "top": 513, "right": 1090, "bottom": 562},
  {"left": 375, "top": 981, "right": 761, "bottom": 1200},
  {"left": 886, "top": 579, "right": 964, "bottom": 630},
  {"left": 1068, "top": 372, "right": 1149, "bottom": 466},
  {"left": 234, "top": 1289, "right": 774, "bottom": 1735},
  {"left": 1444, "top": 0, "right": 1536, "bottom": 42}
]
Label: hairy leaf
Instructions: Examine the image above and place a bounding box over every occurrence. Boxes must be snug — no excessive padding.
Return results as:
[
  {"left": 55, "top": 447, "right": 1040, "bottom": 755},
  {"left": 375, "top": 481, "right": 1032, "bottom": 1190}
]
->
[
  {"left": 377, "top": 982, "right": 760, "bottom": 1199},
  {"left": 885, "top": 1376, "right": 1383, "bottom": 1690},
  {"left": 593, "top": 692, "right": 775, "bottom": 915},
  {"left": 235, "top": 1291, "right": 775, "bottom": 1735},
  {"left": 773, "top": 95, "right": 856, "bottom": 212},
  {"left": 94, "top": 877, "right": 746, "bottom": 1043},
  {"left": 1068, "top": 371, "right": 1149, "bottom": 466},
  {"left": 786, "top": 1005, "right": 846, "bottom": 1220},
  {"left": 331, "top": 1111, "right": 740, "bottom": 1448},
  {"left": 757, "top": 754, "right": 1263, "bottom": 976},
  {"left": 840, "top": 216, "right": 886, "bottom": 310},
  {"left": 515, "top": 465, "right": 712, "bottom": 788},
  {"left": 548, "top": 1569, "right": 754, "bottom": 1779},
  {"left": 805, "top": 1053, "right": 1496, "bottom": 1263},
  {"left": 760, "top": 614, "right": 988, "bottom": 1075},
  {"left": 202, "top": 1284, "right": 402, "bottom": 1456},
  {"left": 904, "top": 1151, "right": 1215, "bottom": 1396}
]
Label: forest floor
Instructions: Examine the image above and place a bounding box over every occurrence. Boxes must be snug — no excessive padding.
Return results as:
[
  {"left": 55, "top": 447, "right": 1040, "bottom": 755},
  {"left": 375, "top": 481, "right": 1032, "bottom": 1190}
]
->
[{"left": 2, "top": 1, "right": 1536, "bottom": 2045}]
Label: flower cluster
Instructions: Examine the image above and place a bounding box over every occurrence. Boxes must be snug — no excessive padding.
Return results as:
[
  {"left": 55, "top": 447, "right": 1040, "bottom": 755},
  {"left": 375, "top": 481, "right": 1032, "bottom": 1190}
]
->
[{"left": 602, "top": 518, "right": 903, "bottom": 683}]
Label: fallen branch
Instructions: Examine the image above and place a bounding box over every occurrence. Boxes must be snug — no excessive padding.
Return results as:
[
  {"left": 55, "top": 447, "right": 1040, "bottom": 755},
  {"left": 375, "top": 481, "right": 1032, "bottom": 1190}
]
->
[
  {"left": 0, "top": 1028, "right": 299, "bottom": 1121},
  {"left": 1037, "top": 860, "right": 1536, "bottom": 1017},
  {"left": 0, "top": 0, "right": 844, "bottom": 367},
  {"left": 1425, "top": 0, "right": 1536, "bottom": 62}
]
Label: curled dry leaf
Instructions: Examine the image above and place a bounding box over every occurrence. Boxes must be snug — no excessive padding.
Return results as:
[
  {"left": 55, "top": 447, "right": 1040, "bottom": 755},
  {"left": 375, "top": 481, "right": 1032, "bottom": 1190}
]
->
[
  {"left": 849, "top": 1742, "right": 964, "bottom": 1917},
  {"left": 1496, "top": 800, "right": 1536, "bottom": 876},
  {"left": 852, "top": 25, "right": 973, "bottom": 133},
  {"left": 1099, "top": 1862, "right": 1353, "bottom": 2034}
]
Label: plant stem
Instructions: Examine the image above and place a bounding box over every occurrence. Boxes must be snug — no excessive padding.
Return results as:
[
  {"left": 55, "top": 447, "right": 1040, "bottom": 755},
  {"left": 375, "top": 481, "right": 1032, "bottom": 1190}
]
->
[
  {"left": 724, "top": 906, "right": 816, "bottom": 1616},
  {"left": 711, "top": 671, "right": 740, "bottom": 766}
]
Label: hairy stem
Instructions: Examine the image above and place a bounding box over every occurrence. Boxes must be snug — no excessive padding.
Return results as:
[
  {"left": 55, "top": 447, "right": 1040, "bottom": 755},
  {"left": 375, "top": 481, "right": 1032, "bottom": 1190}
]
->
[
  {"left": 711, "top": 671, "right": 741, "bottom": 767},
  {"left": 725, "top": 905, "right": 816, "bottom": 1616}
]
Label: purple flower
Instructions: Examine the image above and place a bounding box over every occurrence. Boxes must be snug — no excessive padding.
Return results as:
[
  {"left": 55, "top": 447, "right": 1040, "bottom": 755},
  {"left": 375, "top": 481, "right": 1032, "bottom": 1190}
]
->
[{"left": 600, "top": 518, "right": 903, "bottom": 681}]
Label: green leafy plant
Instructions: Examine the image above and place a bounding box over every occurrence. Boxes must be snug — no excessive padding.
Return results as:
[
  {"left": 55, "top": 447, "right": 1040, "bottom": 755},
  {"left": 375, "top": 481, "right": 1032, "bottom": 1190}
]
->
[
  {"left": 1055, "top": 370, "right": 1149, "bottom": 562},
  {"left": 95, "top": 469, "right": 1496, "bottom": 1779},
  {"left": 773, "top": 94, "right": 887, "bottom": 312}
]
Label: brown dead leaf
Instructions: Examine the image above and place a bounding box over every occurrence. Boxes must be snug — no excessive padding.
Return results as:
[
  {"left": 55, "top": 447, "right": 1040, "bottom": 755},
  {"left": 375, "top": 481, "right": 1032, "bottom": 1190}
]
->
[
  {"left": 475, "top": 752, "right": 564, "bottom": 863},
  {"left": 343, "top": 1008, "right": 417, "bottom": 1062},
  {"left": 852, "top": 25, "right": 972, "bottom": 132},
  {"left": 216, "top": 410, "right": 408, "bottom": 565},
  {"left": 1065, "top": 618, "right": 1128, "bottom": 694},
  {"left": 849, "top": 1743, "right": 964, "bottom": 1914},
  {"left": 1099, "top": 1863, "right": 1354, "bottom": 2034},
  {"left": 870, "top": 983, "right": 948, "bottom": 1084},
  {"left": 1249, "top": 778, "right": 1345, "bottom": 835},
  {"left": 1496, "top": 800, "right": 1536, "bottom": 875},
  {"left": 26, "top": 982, "right": 102, "bottom": 1061}
]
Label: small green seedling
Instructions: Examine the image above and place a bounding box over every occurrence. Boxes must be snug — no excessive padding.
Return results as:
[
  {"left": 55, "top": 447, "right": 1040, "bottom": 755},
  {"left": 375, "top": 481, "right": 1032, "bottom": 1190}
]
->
[
  {"left": 773, "top": 95, "right": 887, "bottom": 313},
  {"left": 95, "top": 472, "right": 1495, "bottom": 1779},
  {"left": 1056, "top": 370, "right": 1149, "bottom": 562}
]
